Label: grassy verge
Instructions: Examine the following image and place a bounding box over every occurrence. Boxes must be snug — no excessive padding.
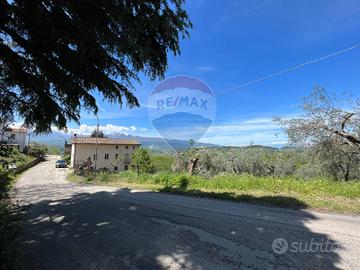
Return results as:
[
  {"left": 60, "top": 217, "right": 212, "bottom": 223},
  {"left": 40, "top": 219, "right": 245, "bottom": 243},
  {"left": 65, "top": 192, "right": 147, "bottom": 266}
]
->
[
  {"left": 0, "top": 170, "right": 23, "bottom": 270},
  {"left": 0, "top": 150, "right": 34, "bottom": 168},
  {"left": 68, "top": 171, "right": 360, "bottom": 214},
  {"left": 0, "top": 152, "right": 36, "bottom": 270}
]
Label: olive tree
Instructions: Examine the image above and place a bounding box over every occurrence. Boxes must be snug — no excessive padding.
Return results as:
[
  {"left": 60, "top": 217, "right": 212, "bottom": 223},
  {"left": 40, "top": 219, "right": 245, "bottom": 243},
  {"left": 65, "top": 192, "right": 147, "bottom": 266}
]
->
[{"left": 276, "top": 87, "right": 360, "bottom": 180}]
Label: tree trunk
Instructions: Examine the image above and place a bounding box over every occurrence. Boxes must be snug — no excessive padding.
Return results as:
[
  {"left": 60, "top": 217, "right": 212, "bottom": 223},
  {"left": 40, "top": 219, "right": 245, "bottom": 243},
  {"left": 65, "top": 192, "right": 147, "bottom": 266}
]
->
[
  {"left": 188, "top": 158, "right": 199, "bottom": 175},
  {"left": 344, "top": 163, "right": 350, "bottom": 181}
]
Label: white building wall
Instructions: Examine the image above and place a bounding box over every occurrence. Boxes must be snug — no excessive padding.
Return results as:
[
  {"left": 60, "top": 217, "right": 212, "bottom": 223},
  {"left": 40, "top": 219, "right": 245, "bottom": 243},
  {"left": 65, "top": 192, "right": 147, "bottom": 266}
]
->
[
  {"left": 2, "top": 131, "right": 27, "bottom": 151},
  {"left": 71, "top": 144, "right": 139, "bottom": 171}
]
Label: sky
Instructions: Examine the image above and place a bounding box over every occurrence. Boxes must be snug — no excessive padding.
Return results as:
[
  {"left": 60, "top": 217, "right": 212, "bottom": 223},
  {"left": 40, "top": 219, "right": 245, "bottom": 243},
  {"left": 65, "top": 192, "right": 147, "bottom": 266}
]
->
[{"left": 69, "top": 0, "right": 360, "bottom": 146}]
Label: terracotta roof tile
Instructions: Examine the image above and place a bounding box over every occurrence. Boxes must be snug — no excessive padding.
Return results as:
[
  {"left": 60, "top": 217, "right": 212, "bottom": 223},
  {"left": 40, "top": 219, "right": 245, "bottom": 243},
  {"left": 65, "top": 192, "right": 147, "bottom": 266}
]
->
[
  {"left": 6, "top": 128, "right": 28, "bottom": 133},
  {"left": 71, "top": 137, "right": 141, "bottom": 145}
]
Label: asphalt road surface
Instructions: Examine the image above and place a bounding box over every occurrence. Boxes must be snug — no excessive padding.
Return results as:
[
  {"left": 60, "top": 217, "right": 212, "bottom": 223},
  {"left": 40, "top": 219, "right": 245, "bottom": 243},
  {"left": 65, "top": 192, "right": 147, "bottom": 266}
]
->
[{"left": 13, "top": 155, "right": 360, "bottom": 269}]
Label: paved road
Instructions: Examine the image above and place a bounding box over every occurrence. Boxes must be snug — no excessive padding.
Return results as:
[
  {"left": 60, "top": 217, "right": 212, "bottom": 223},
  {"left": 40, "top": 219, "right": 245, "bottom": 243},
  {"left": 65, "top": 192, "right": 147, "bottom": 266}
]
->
[{"left": 14, "top": 155, "right": 360, "bottom": 269}]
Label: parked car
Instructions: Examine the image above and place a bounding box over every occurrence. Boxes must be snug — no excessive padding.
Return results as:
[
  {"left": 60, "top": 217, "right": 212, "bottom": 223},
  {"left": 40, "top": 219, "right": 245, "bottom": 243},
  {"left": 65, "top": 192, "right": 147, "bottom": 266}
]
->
[{"left": 55, "top": 160, "right": 67, "bottom": 168}]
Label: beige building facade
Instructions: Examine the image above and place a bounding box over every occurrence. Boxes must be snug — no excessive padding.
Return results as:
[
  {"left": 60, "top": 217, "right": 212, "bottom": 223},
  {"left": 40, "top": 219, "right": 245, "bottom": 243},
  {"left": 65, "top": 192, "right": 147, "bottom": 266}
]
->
[{"left": 71, "top": 137, "right": 141, "bottom": 171}]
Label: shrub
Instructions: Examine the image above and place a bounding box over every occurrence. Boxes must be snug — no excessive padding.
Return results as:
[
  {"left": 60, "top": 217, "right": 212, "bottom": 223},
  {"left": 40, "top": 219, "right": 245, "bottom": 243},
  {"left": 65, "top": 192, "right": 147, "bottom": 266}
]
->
[
  {"left": 85, "top": 173, "right": 95, "bottom": 182},
  {"left": 153, "top": 172, "right": 173, "bottom": 185},
  {"left": 151, "top": 155, "right": 174, "bottom": 172},
  {"left": 171, "top": 175, "right": 189, "bottom": 189},
  {"left": 28, "top": 143, "right": 47, "bottom": 157},
  {"left": 131, "top": 148, "right": 154, "bottom": 175},
  {"left": 98, "top": 172, "right": 110, "bottom": 182},
  {"left": 62, "top": 155, "right": 71, "bottom": 165}
]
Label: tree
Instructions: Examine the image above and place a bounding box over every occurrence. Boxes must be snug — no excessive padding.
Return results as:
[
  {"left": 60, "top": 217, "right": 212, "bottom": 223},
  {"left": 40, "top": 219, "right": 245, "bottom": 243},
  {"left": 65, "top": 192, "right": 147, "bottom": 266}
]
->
[
  {"left": 0, "top": 100, "right": 14, "bottom": 142},
  {"left": 0, "top": 0, "right": 192, "bottom": 133},
  {"left": 275, "top": 87, "right": 360, "bottom": 181},
  {"left": 90, "top": 129, "right": 105, "bottom": 138},
  {"left": 275, "top": 87, "right": 360, "bottom": 149},
  {"left": 131, "top": 148, "right": 153, "bottom": 175}
]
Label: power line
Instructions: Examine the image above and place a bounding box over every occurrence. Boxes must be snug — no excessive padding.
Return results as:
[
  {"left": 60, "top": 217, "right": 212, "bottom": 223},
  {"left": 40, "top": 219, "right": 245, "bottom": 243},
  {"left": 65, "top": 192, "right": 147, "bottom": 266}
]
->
[{"left": 216, "top": 44, "right": 360, "bottom": 96}]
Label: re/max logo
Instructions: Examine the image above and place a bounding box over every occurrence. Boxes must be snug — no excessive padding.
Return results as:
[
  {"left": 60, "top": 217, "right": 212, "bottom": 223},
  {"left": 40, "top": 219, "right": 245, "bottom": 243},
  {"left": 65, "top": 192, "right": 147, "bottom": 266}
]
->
[{"left": 157, "top": 96, "right": 208, "bottom": 110}]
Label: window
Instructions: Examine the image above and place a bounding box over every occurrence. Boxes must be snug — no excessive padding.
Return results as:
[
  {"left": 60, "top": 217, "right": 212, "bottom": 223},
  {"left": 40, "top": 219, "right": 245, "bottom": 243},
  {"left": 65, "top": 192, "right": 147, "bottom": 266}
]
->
[
  {"left": 132, "top": 146, "right": 135, "bottom": 149},
  {"left": 93, "top": 154, "right": 97, "bottom": 160},
  {"left": 115, "top": 145, "right": 118, "bottom": 149},
  {"left": 124, "top": 165, "right": 128, "bottom": 170},
  {"left": 105, "top": 154, "right": 109, "bottom": 159},
  {"left": 124, "top": 153, "right": 129, "bottom": 160},
  {"left": 126, "top": 145, "right": 128, "bottom": 149},
  {"left": 114, "top": 166, "right": 118, "bottom": 171},
  {"left": 10, "top": 134, "right": 15, "bottom": 140},
  {"left": 115, "top": 153, "right": 118, "bottom": 159}
]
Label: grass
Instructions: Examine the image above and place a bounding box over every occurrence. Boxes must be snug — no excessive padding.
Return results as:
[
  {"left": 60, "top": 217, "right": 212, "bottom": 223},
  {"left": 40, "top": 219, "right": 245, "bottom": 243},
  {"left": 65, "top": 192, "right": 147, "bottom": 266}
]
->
[
  {"left": 0, "top": 150, "right": 34, "bottom": 168},
  {"left": 68, "top": 171, "right": 360, "bottom": 214},
  {"left": 0, "top": 150, "right": 36, "bottom": 270}
]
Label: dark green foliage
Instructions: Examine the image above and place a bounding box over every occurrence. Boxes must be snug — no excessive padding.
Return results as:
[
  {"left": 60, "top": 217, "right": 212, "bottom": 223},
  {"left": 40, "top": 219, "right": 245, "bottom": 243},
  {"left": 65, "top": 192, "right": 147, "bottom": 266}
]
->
[
  {"left": 62, "top": 154, "right": 71, "bottom": 165},
  {"left": 131, "top": 148, "right": 154, "bottom": 175},
  {"left": 171, "top": 174, "right": 189, "bottom": 189},
  {"left": 0, "top": 147, "right": 33, "bottom": 169},
  {"left": 90, "top": 129, "right": 105, "bottom": 138},
  {"left": 0, "top": 0, "right": 192, "bottom": 133}
]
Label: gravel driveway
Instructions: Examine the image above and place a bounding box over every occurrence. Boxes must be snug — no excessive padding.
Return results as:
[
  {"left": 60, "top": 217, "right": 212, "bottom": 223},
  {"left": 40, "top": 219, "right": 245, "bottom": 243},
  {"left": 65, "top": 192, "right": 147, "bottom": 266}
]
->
[{"left": 13, "top": 155, "right": 360, "bottom": 269}]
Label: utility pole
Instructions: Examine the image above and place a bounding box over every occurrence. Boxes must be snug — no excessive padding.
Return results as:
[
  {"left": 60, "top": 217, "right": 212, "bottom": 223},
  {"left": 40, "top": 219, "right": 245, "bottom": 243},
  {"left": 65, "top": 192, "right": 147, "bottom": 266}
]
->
[
  {"left": 94, "top": 115, "right": 99, "bottom": 173},
  {"left": 28, "top": 133, "right": 31, "bottom": 149}
]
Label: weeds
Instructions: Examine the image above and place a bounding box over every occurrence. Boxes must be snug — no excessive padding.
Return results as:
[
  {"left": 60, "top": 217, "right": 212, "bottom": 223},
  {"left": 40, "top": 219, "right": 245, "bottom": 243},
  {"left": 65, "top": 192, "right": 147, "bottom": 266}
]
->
[{"left": 69, "top": 171, "right": 360, "bottom": 213}]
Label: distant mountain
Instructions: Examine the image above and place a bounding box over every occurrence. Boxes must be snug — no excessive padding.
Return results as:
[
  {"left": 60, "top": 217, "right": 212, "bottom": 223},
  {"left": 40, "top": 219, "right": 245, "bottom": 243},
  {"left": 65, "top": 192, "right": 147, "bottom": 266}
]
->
[
  {"left": 31, "top": 131, "right": 220, "bottom": 151},
  {"left": 151, "top": 112, "right": 213, "bottom": 149}
]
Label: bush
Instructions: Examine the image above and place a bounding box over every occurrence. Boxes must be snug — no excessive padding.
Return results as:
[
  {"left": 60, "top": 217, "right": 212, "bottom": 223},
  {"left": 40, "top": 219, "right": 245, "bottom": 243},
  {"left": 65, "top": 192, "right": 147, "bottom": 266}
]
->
[
  {"left": 85, "top": 173, "right": 95, "bottom": 182},
  {"left": 151, "top": 155, "right": 174, "bottom": 172},
  {"left": 152, "top": 172, "right": 172, "bottom": 184},
  {"left": 170, "top": 175, "right": 189, "bottom": 189},
  {"left": 28, "top": 143, "right": 47, "bottom": 157},
  {"left": 98, "top": 172, "right": 110, "bottom": 182},
  {"left": 152, "top": 172, "right": 189, "bottom": 189},
  {"left": 62, "top": 155, "right": 71, "bottom": 165},
  {"left": 131, "top": 148, "right": 154, "bottom": 175}
]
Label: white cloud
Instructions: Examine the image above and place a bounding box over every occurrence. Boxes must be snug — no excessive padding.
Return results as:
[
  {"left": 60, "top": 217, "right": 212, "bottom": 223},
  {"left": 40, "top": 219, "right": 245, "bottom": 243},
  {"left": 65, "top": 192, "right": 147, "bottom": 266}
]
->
[
  {"left": 199, "top": 117, "right": 287, "bottom": 146},
  {"left": 207, "top": 117, "right": 280, "bottom": 132},
  {"left": 271, "top": 141, "right": 289, "bottom": 145},
  {"left": 217, "top": 1, "right": 274, "bottom": 24},
  {"left": 64, "top": 124, "right": 138, "bottom": 136},
  {"left": 242, "top": 118, "right": 274, "bottom": 124}
]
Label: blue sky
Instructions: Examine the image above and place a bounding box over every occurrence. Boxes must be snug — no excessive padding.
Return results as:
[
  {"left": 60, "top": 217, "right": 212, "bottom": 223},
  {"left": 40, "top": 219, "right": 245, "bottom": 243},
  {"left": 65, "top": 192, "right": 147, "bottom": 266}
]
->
[{"left": 71, "top": 0, "right": 360, "bottom": 146}]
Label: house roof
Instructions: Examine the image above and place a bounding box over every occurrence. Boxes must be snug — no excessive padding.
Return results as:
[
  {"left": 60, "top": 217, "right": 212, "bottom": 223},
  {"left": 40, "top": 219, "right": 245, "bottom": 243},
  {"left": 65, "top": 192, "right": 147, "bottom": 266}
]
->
[
  {"left": 5, "top": 127, "right": 28, "bottom": 133},
  {"left": 71, "top": 137, "right": 141, "bottom": 145}
]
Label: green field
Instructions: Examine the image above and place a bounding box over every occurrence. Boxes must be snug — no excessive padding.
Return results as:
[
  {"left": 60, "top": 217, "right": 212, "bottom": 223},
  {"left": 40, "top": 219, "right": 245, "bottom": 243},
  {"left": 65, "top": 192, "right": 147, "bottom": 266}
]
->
[{"left": 68, "top": 171, "right": 360, "bottom": 214}]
